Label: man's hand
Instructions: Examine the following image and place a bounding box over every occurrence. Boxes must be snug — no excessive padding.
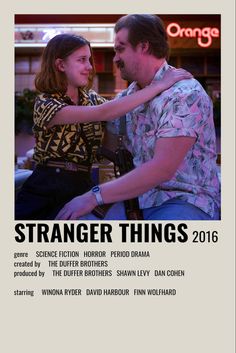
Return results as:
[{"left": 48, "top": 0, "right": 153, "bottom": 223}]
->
[{"left": 55, "top": 192, "right": 97, "bottom": 220}]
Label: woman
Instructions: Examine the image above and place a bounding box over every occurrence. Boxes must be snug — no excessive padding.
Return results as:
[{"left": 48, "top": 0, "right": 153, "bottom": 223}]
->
[{"left": 15, "top": 33, "right": 192, "bottom": 220}]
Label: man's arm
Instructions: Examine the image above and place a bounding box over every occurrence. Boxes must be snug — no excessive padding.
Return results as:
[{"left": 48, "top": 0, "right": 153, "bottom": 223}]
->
[
  {"left": 56, "top": 136, "right": 195, "bottom": 219},
  {"left": 47, "top": 68, "right": 192, "bottom": 127}
]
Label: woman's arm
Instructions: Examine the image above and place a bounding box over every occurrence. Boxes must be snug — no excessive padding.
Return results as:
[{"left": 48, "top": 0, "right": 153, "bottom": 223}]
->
[
  {"left": 55, "top": 136, "right": 195, "bottom": 220},
  {"left": 48, "top": 68, "right": 192, "bottom": 127}
]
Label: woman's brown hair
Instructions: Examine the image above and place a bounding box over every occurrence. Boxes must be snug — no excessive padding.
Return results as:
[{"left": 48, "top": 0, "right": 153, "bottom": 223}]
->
[{"left": 35, "top": 34, "right": 95, "bottom": 94}]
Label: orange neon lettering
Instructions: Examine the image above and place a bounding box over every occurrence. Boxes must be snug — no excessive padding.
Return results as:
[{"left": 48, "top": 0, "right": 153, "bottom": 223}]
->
[{"left": 166, "top": 22, "right": 220, "bottom": 48}]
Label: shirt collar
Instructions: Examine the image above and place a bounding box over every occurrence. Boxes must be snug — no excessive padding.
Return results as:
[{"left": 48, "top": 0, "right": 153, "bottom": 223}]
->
[
  {"left": 52, "top": 88, "right": 90, "bottom": 105},
  {"left": 152, "top": 60, "right": 169, "bottom": 81}
]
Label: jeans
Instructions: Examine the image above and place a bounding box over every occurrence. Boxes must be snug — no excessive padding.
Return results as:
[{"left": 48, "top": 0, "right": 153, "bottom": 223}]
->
[
  {"left": 15, "top": 165, "right": 92, "bottom": 220},
  {"left": 142, "top": 198, "right": 219, "bottom": 220},
  {"left": 80, "top": 198, "right": 219, "bottom": 221}
]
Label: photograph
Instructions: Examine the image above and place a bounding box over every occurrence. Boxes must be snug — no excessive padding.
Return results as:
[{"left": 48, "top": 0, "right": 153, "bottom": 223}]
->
[{"left": 15, "top": 14, "right": 221, "bottom": 221}]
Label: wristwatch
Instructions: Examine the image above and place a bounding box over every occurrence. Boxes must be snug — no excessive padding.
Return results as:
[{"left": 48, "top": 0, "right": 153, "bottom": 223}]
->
[{"left": 91, "top": 185, "right": 104, "bottom": 206}]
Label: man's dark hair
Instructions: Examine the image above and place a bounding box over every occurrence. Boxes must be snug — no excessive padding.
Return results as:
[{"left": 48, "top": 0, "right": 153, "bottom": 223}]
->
[{"left": 114, "top": 14, "right": 169, "bottom": 59}]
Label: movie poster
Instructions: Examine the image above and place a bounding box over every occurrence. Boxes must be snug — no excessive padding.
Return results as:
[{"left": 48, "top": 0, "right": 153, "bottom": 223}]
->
[{"left": 1, "top": 1, "right": 235, "bottom": 352}]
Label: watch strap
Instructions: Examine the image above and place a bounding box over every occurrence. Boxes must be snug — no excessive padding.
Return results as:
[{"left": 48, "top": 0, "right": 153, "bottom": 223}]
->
[{"left": 91, "top": 185, "right": 104, "bottom": 206}]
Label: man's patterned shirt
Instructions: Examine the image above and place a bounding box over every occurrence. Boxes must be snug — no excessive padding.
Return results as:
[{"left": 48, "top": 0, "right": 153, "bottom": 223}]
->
[{"left": 110, "top": 61, "right": 220, "bottom": 217}]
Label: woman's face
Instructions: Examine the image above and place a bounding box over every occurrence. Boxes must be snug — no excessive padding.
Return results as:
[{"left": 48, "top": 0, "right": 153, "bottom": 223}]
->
[{"left": 59, "top": 45, "right": 93, "bottom": 88}]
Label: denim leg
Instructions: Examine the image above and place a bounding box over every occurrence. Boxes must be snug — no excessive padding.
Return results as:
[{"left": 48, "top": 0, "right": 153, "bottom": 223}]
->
[
  {"left": 143, "top": 199, "right": 214, "bottom": 220},
  {"left": 79, "top": 199, "right": 218, "bottom": 221},
  {"left": 79, "top": 202, "right": 127, "bottom": 220},
  {"left": 104, "top": 202, "right": 127, "bottom": 220}
]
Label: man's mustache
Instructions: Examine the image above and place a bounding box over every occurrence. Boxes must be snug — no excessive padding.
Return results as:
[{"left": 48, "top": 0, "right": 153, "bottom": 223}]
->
[{"left": 116, "top": 60, "right": 125, "bottom": 69}]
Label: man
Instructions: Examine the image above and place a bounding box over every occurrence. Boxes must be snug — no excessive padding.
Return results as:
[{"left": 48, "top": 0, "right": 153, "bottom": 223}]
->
[{"left": 56, "top": 14, "right": 220, "bottom": 220}]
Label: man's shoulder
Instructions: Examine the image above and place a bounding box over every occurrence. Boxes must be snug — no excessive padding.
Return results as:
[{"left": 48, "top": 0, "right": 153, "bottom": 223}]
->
[
  {"left": 156, "top": 78, "right": 208, "bottom": 101},
  {"left": 174, "top": 78, "right": 204, "bottom": 92},
  {"left": 149, "top": 78, "right": 211, "bottom": 114}
]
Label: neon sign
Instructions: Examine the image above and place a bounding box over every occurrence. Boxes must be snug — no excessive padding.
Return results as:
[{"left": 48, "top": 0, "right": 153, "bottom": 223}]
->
[
  {"left": 167, "top": 22, "right": 220, "bottom": 48},
  {"left": 42, "top": 29, "right": 62, "bottom": 41}
]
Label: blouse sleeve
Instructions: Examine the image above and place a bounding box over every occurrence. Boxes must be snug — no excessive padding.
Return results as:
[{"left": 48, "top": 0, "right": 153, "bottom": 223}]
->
[{"left": 33, "top": 94, "right": 68, "bottom": 129}]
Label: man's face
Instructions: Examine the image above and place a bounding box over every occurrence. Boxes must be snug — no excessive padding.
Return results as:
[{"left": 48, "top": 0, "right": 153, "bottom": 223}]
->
[{"left": 114, "top": 28, "right": 142, "bottom": 82}]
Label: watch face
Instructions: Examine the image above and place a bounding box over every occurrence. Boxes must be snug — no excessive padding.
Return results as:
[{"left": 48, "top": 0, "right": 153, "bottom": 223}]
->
[
  {"left": 91, "top": 185, "right": 103, "bottom": 205},
  {"left": 92, "top": 186, "right": 99, "bottom": 192}
]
